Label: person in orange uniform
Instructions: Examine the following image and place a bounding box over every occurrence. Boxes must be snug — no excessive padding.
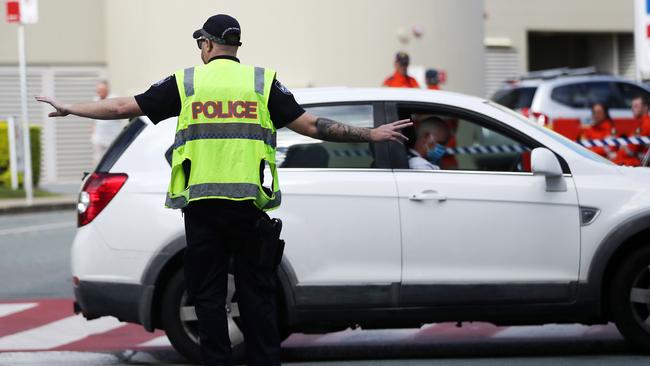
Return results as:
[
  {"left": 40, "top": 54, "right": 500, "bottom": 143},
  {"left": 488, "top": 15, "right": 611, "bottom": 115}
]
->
[
  {"left": 640, "top": 97, "right": 650, "bottom": 136},
  {"left": 582, "top": 103, "right": 615, "bottom": 160},
  {"left": 425, "top": 69, "right": 441, "bottom": 90},
  {"left": 640, "top": 97, "right": 650, "bottom": 162},
  {"left": 382, "top": 52, "right": 420, "bottom": 88},
  {"left": 614, "top": 95, "right": 650, "bottom": 166}
]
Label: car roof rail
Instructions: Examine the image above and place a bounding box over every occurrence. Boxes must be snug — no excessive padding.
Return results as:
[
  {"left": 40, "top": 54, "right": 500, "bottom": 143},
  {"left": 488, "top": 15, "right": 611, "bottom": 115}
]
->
[{"left": 519, "top": 66, "right": 601, "bottom": 81}]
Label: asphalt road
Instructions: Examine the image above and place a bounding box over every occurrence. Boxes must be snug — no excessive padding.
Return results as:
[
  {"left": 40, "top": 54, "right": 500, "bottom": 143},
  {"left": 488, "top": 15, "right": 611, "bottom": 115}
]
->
[
  {"left": 0, "top": 209, "right": 76, "bottom": 299},
  {"left": 1, "top": 209, "right": 650, "bottom": 365}
]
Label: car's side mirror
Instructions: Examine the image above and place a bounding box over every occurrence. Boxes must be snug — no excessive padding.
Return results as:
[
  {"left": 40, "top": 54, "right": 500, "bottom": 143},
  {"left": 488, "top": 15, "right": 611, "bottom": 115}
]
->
[{"left": 531, "top": 147, "right": 567, "bottom": 192}]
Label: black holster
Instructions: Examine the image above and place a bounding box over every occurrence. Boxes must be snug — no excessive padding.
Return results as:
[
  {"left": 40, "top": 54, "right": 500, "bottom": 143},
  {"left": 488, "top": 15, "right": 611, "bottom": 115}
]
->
[{"left": 254, "top": 215, "right": 285, "bottom": 270}]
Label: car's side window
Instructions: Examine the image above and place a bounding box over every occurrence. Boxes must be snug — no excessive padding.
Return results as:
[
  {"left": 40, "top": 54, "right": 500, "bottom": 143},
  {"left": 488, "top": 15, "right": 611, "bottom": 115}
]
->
[
  {"left": 551, "top": 84, "right": 587, "bottom": 108},
  {"left": 615, "top": 82, "right": 650, "bottom": 108},
  {"left": 551, "top": 82, "right": 625, "bottom": 109},
  {"left": 398, "top": 108, "right": 534, "bottom": 173},
  {"left": 276, "top": 104, "right": 378, "bottom": 169}
]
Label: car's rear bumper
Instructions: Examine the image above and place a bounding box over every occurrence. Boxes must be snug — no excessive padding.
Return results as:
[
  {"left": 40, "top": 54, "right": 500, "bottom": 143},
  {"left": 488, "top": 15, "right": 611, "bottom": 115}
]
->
[{"left": 73, "top": 280, "right": 155, "bottom": 331}]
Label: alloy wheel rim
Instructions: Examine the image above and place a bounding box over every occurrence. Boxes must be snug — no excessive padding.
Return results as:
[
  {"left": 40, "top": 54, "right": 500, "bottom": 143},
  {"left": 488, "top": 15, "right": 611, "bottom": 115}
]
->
[
  {"left": 179, "top": 274, "right": 244, "bottom": 346},
  {"left": 629, "top": 264, "right": 650, "bottom": 333}
]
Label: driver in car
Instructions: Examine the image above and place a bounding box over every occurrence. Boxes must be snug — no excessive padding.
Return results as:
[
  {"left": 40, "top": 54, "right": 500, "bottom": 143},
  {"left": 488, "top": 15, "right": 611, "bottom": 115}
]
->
[{"left": 408, "top": 116, "right": 451, "bottom": 170}]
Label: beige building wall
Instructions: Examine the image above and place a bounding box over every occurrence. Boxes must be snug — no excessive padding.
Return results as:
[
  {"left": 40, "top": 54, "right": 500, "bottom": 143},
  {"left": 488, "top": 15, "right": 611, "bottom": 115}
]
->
[
  {"left": 0, "top": 0, "right": 485, "bottom": 184},
  {"left": 0, "top": 0, "right": 106, "bottom": 64},
  {"left": 104, "top": 0, "right": 485, "bottom": 97},
  {"left": 484, "top": 0, "right": 634, "bottom": 74}
]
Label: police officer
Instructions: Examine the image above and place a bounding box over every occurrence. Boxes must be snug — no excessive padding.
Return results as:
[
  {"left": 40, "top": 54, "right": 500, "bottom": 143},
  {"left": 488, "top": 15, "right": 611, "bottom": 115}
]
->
[
  {"left": 424, "top": 69, "right": 441, "bottom": 90},
  {"left": 36, "top": 14, "right": 411, "bottom": 366}
]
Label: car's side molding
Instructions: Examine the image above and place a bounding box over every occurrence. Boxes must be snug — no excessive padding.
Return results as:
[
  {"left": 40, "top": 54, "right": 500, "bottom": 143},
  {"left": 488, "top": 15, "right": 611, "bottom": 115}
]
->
[
  {"left": 584, "top": 211, "right": 650, "bottom": 311},
  {"left": 141, "top": 236, "right": 186, "bottom": 287},
  {"left": 138, "top": 236, "right": 186, "bottom": 331}
]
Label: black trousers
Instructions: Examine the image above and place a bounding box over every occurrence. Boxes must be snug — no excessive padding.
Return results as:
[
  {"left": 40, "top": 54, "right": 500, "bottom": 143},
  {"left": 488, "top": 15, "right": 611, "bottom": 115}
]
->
[{"left": 183, "top": 199, "right": 281, "bottom": 366}]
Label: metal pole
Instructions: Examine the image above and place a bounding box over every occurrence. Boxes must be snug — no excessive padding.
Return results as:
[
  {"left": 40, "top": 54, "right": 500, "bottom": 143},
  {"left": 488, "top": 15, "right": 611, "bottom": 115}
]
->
[
  {"left": 634, "top": 0, "right": 646, "bottom": 81},
  {"left": 7, "top": 116, "right": 19, "bottom": 190},
  {"left": 18, "top": 24, "right": 33, "bottom": 205}
]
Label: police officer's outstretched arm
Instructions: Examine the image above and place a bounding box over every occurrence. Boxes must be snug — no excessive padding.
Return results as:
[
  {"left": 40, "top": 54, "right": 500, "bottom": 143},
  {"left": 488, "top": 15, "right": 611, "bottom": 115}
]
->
[
  {"left": 35, "top": 96, "right": 143, "bottom": 120},
  {"left": 288, "top": 112, "right": 412, "bottom": 143}
]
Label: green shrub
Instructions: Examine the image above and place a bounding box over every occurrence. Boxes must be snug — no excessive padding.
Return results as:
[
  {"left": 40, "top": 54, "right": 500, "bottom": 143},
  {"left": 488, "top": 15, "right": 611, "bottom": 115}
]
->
[
  {"left": 0, "top": 121, "right": 41, "bottom": 187},
  {"left": 0, "top": 123, "right": 7, "bottom": 172}
]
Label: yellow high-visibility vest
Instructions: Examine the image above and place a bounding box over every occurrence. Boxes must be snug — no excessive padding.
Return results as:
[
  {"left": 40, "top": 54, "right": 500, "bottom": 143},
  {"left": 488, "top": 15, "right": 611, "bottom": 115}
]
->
[{"left": 165, "top": 59, "right": 280, "bottom": 211}]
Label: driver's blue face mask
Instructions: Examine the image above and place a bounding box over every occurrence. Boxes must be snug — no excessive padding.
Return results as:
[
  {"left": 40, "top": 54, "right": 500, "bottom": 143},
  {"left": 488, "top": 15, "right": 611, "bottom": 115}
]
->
[{"left": 427, "top": 143, "right": 447, "bottom": 164}]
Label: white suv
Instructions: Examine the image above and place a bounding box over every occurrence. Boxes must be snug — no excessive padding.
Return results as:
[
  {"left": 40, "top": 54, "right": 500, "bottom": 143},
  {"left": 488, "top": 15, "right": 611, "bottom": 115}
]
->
[
  {"left": 72, "top": 88, "right": 650, "bottom": 363},
  {"left": 491, "top": 73, "right": 650, "bottom": 126}
]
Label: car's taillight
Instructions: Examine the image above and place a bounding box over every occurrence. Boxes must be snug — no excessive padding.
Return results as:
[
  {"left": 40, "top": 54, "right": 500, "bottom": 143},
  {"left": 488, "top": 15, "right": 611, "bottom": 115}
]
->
[
  {"left": 531, "top": 111, "right": 550, "bottom": 126},
  {"left": 77, "top": 172, "right": 128, "bottom": 227}
]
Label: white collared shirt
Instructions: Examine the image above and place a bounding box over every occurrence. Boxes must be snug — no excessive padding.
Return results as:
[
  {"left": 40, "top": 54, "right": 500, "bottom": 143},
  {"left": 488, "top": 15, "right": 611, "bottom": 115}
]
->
[{"left": 408, "top": 148, "right": 440, "bottom": 170}]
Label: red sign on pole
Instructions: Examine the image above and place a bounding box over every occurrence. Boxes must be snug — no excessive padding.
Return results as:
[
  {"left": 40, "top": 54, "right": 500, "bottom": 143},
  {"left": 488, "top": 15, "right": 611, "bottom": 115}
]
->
[
  {"left": 6, "top": 1, "right": 20, "bottom": 23},
  {"left": 438, "top": 70, "right": 447, "bottom": 84}
]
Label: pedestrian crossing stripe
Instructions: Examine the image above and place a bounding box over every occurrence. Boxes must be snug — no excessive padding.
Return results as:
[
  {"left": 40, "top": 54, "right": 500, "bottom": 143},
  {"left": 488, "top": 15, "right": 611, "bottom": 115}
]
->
[{"left": 0, "top": 299, "right": 624, "bottom": 353}]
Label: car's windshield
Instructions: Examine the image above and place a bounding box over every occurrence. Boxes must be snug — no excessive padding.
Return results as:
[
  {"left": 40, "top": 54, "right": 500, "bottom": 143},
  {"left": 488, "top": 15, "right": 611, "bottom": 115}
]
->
[
  {"left": 486, "top": 101, "right": 615, "bottom": 165},
  {"left": 491, "top": 87, "right": 537, "bottom": 109}
]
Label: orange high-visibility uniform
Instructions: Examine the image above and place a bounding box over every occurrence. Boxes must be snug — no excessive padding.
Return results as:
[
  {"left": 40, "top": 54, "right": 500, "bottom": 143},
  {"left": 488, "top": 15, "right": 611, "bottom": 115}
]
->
[
  {"left": 440, "top": 119, "right": 458, "bottom": 169},
  {"left": 642, "top": 114, "right": 650, "bottom": 136},
  {"left": 382, "top": 71, "right": 420, "bottom": 88},
  {"left": 641, "top": 114, "right": 650, "bottom": 161},
  {"left": 613, "top": 114, "right": 650, "bottom": 166},
  {"left": 582, "top": 120, "right": 615, "bottom": 159}
]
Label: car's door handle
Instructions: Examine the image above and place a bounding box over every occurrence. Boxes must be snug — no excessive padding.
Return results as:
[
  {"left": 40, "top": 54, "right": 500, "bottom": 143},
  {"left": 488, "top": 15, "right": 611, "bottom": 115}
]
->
[{"left": 409, "top": 190, "right": 447, "bottom": 202}]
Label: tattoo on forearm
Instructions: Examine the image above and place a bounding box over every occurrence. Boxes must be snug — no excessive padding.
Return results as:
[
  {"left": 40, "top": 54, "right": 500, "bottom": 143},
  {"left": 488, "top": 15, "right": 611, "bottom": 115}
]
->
[{"left": 315, "top": 118, "right": 371, "bottom": 143}]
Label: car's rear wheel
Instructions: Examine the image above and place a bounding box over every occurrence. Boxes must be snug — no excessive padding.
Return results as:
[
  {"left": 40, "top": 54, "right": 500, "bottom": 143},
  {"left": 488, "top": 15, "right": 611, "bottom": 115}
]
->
[
  {"left": 161, "top": 270, "right": 245, "bottom": 364},
  {"left": 610, "top": 245, "right": 650, "bottom": 351}
]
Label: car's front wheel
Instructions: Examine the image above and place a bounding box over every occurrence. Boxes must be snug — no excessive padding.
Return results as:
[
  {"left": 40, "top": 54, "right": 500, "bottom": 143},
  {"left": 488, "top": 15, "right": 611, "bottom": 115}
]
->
[
  {"left": 160, "top": 270, "right": 245, "bottom": 364},
  {"left": 610, "top": 245, "right": 650, "bottom": 351}
]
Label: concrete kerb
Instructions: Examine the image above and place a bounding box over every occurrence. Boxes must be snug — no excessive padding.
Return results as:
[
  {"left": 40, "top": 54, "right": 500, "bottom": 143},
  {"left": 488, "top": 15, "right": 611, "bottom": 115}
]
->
[{"left": 0, "top": 196, "right": 77, "bottom": 215}]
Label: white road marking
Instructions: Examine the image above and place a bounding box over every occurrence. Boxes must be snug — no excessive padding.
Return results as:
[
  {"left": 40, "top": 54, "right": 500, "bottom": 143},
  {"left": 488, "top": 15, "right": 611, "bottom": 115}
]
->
[
  {"left": 310, "top": 328, "right": 416, "bottom": 346},
  {"left": 137, "top": 335, "right": 171, "bottom": 348},
  {"left": 493, "top": 324, "right": 591, "bottom": 339},
  {"left": 0, "top": 303, "right": 37, "bottom": 318},
  {"left": 0, "top": 221, "right": 75, "bottom": 236},
  {"left": 0, "top": 351, "right": 119, "bottom": 365},
  {"left": 0, "top": 315, "right": 124, "bottom": 351}
]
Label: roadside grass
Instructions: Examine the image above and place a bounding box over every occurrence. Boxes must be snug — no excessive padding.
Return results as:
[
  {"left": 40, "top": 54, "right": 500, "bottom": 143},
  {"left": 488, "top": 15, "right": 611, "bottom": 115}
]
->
[{"left": 0, "top": 186, "right": 60, "bottom": 199}]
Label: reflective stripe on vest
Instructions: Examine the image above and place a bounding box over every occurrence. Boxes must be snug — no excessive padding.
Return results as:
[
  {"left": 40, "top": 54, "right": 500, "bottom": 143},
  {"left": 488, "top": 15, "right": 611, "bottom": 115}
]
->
[
  {"left": 183, "top": 67, "right": 195, "bottom": 97},
  {"left": 173, "top": 122, "right": 276, "bottom": 149},
  {"left": 255, "top": 66, "right": 265, "bottom": 95},
  {"left": 165, "top": 184, "right": 281, "bottom": 209}
]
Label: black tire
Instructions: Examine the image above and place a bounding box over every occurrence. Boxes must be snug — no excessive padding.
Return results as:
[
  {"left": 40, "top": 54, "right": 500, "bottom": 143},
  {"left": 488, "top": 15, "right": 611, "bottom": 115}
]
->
[
  {"left": 160, "top": 269, "right": 289, "bottom": 364},
  {"left": 160, "top": 270, "right": 203, "bottom": 364},
  {"left": 610, "top": 245, "right": 650, "bottom": 352}
]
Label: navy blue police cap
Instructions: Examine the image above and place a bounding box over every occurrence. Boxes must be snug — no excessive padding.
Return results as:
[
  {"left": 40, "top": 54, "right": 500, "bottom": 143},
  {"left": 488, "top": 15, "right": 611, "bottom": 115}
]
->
[
  {"left": 425, "top": 69, "right": 439, "bottom": 83},
  {"left": 193, "top": 14, "right": 242, "bottom": 47}
]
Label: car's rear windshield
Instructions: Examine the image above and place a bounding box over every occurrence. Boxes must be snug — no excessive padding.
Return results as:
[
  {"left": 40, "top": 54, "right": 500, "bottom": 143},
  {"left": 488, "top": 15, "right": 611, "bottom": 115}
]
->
[
  {"left": 491, "top": 87, "right": 537, "bottom": 110},
  {"left": 95, "top": 118, "right": 147, "bottom": 172}
]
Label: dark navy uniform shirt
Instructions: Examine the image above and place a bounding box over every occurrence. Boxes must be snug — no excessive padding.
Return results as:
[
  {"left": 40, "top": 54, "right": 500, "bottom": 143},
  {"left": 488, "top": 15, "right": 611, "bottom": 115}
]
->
[{"left": 134, "top": 55, "right": 305, "bottom": 129}]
